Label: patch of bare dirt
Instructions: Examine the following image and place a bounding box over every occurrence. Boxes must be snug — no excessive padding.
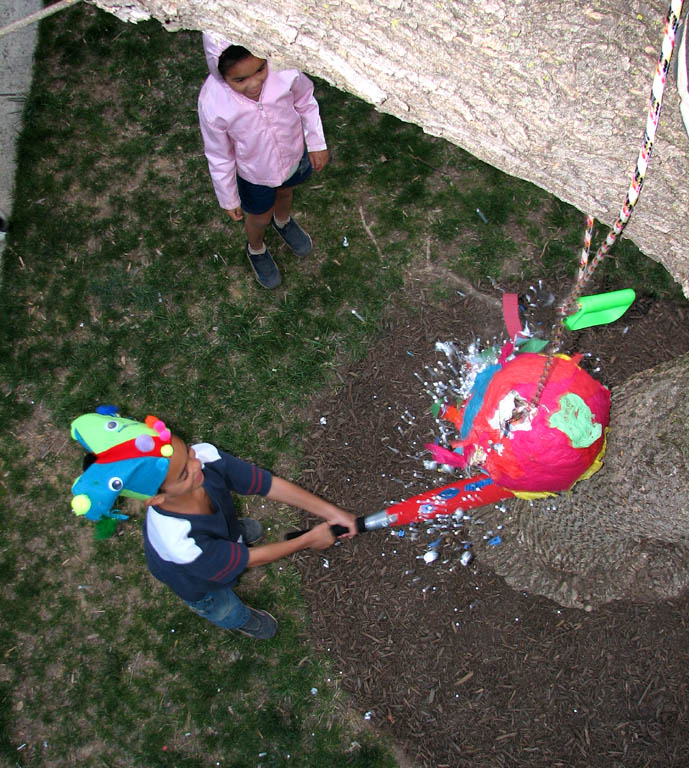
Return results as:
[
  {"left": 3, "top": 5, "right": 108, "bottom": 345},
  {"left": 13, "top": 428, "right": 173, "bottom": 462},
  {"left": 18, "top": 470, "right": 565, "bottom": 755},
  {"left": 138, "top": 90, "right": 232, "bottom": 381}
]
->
[{"left": 293, "top": 275, "right": 689, "bottom": 768}]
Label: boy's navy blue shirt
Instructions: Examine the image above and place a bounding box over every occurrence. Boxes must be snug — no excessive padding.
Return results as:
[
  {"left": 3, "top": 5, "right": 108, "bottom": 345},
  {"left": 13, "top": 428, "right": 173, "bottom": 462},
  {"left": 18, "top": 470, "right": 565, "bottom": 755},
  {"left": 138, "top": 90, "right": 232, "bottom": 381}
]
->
[{"left": 143, "top": 443, "right": 272, "bottom": 602}]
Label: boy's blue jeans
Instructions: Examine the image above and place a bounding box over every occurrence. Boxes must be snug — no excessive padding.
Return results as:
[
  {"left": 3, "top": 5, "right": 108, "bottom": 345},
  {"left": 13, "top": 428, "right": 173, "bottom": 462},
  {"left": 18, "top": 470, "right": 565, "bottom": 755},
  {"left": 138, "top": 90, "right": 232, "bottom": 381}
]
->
[{"left": 185, "top": 583, "right": 250, "bottom": 630}]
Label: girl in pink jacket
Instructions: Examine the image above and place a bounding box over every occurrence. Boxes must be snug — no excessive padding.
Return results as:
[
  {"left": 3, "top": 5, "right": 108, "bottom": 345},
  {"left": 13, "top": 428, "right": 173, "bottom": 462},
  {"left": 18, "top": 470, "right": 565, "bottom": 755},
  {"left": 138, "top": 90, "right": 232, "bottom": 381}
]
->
[{"left": 198, "top": 34, "right": 329, "bottom": 288}]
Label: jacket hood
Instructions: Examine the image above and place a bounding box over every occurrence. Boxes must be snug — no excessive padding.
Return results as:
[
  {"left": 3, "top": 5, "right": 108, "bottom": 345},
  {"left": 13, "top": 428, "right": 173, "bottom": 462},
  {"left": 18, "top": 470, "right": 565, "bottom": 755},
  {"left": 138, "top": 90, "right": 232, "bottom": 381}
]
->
[{"left": 202, "top": 32, "right": 231, "bottom": 83}]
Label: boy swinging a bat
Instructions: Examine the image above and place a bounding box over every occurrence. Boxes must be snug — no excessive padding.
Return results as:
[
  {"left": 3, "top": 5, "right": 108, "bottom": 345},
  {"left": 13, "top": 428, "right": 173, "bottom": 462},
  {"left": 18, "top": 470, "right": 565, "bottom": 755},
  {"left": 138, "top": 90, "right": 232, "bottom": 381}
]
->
[{"left": 69, "top": 407, "right": 356, "bottom": 640}]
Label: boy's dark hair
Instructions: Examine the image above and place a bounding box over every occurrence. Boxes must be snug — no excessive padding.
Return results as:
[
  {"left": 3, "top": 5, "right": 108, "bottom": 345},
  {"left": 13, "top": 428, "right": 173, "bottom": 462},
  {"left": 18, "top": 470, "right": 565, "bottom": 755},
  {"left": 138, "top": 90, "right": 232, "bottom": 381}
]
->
[
  {"left": 83, "top": 452, "right": 97, "bottom": 471},
  {"left": 218, "top": 45, "right": 254, "bottom": 78}
]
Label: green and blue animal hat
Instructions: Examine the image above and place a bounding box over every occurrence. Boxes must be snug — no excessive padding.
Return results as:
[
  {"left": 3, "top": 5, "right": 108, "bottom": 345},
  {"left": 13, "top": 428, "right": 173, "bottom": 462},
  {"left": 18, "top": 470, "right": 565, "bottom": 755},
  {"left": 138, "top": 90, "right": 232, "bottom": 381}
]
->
[{"left": 70, "top": 406, "right": 174, "bottom": 522}]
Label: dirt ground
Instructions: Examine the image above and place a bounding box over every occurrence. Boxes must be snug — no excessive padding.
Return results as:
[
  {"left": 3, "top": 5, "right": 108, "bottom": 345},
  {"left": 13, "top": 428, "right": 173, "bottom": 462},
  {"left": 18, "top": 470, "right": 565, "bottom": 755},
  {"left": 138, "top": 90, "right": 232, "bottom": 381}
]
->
[{"left": 292, "top": 270, "right": 689, "bottom": 768}]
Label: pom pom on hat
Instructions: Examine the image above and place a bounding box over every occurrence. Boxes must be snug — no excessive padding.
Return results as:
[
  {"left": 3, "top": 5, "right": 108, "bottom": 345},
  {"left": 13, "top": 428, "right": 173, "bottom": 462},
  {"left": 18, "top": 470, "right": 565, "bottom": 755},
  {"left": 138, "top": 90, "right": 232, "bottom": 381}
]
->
[{"left": 71, "top": 493, "right": 92, "bottom": 516}]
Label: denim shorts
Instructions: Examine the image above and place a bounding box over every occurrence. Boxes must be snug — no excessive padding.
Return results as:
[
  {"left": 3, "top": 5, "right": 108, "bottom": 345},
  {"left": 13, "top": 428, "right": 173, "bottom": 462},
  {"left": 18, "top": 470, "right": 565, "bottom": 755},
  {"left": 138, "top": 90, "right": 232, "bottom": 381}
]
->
[
  {"left": 236, "top": 147, "right": 312, "bottom": 215},
  {"left": 185, "top": 583, "right": 250, "bottom": 630}
]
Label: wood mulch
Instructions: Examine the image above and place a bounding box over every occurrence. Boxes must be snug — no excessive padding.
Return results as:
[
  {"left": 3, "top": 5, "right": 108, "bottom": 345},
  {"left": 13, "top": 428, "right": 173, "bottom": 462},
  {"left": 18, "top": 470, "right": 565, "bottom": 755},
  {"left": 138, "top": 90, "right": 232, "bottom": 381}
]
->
[{"left": 293, "top": 275, "right": 689, "bottom": 768}]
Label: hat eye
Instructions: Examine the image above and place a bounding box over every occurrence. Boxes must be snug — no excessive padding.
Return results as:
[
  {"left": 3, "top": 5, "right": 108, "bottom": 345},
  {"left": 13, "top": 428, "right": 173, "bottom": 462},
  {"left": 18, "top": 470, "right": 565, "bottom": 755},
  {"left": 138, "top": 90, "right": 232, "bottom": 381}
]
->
[
  {"left": 105, "top": 420, "right": 119, "bottom": 431},
  {"left": 108, "top": 477, "right": 123, "bottom": 492}
]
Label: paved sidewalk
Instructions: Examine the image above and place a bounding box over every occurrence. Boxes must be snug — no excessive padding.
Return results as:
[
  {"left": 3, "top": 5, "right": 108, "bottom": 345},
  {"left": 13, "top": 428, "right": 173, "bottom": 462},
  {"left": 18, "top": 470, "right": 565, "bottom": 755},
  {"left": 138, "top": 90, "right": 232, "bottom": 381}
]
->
[{"left": 0, "top": 0, "right": 42, "bottom": 259}]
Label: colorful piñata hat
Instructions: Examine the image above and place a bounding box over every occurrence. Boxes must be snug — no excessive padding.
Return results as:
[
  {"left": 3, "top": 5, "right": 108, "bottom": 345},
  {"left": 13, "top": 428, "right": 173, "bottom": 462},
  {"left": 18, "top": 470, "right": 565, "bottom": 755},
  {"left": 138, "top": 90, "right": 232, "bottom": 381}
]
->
[{"left": 70, "top": 405, "right": 174, "bottom": 522}]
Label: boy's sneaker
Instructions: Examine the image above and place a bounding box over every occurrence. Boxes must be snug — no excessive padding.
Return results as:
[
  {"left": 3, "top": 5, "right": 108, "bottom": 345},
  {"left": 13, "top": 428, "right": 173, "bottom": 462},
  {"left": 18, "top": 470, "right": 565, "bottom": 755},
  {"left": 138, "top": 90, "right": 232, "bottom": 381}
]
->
[
  {"left": 239, "top": 518, "right": 263, "bottom": 545},
  {"left": 271, "top": 217, "right": 313, "bottom": 257},
  {"left": 247, "top": 244, "right": 281, "bottom": 289},
  {"left": 236, "top": 608, "right": 278, "bottom": 640}
]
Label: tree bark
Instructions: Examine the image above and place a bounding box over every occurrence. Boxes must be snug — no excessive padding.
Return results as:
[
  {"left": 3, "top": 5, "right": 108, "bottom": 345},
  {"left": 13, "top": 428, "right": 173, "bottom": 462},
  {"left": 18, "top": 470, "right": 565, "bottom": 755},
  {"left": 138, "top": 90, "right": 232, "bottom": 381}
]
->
[
  {"left": 92, "top": 0, "right": 689, "bottom": 295},
  {"left": 477, "top": 352, "right": 689, "bottom": 609}
]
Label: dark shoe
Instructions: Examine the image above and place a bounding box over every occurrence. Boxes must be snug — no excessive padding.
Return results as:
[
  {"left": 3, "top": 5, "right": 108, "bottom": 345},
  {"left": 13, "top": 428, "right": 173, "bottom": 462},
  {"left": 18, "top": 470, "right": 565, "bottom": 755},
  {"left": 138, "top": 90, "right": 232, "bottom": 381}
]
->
[
  {"left": 238, "top": 518, "right": 263, "bottom": 545},
  {"left": 271, "top": 217, "right": 313, "bottom": 256},
  {"left": 247, "top": 244, "right": 281, "bottom": 289},
  {"left": 236, "top": 607, "right": 278, "bottom": 639}
]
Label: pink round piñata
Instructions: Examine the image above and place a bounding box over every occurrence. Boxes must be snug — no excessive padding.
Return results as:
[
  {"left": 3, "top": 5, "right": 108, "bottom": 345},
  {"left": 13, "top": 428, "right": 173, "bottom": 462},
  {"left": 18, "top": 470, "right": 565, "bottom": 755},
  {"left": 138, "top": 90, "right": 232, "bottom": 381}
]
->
[{"left": 429, "top": 352, "right": 610, "bottom": 493}]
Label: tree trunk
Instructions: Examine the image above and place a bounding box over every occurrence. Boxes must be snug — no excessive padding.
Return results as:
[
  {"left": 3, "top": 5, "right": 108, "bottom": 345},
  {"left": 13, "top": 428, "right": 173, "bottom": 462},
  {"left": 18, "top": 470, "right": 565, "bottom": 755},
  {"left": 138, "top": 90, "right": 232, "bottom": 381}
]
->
[
  {"left": 476, "top": 352, "right": 689, "bottom": 609},
  {"left": 93, "top": 0, "right": 689, "bottom": 295}
]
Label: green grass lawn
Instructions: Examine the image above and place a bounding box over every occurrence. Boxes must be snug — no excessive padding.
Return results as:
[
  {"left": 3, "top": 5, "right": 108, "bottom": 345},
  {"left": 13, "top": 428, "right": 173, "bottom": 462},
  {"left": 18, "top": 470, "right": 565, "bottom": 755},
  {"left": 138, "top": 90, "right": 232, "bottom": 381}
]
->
[{"left": 0, "top": 4, "right": 682, "bottom": 767}]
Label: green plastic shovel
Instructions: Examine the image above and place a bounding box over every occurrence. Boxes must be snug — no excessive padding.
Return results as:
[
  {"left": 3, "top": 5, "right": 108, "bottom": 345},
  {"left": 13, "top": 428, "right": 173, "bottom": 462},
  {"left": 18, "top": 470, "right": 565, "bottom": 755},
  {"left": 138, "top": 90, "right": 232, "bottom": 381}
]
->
[{"left": 563, "top": 288, "right": 636, "bottom": 331}]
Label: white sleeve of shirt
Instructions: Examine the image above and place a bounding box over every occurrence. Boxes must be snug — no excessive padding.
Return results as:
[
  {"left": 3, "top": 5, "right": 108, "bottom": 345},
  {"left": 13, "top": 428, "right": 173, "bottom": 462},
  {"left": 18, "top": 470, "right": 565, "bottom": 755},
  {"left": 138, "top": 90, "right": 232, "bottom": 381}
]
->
[
  {"left": 192, "top": 442, "right": 221, "bottom": 466},
  {"left": 146, "top": 508, "right": 202, "bottom": 564}
]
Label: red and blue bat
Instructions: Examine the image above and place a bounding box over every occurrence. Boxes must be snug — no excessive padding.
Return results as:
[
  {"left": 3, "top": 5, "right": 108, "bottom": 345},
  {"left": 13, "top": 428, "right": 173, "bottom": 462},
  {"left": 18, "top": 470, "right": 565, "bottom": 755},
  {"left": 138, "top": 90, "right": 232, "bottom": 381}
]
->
[{"left": 286, "top": 474, "right": 513, "bottom": 539}]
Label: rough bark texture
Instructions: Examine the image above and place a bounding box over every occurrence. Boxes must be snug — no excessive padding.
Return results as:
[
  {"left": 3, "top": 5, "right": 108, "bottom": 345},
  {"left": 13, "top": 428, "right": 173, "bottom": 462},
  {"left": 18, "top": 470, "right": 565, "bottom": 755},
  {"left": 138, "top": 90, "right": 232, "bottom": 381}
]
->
[
  {"left": 93, "top": 0, "right": 689, "bottom": 295},
  {"left": 478, "top": 352, "right": 689, "bottom": 609}
]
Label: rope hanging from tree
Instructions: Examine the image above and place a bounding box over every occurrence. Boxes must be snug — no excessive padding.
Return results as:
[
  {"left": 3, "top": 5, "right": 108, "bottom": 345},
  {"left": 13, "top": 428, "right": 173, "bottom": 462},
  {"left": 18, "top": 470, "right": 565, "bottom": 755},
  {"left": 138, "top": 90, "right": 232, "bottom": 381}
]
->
[
  {"left": 560, "top": 0, "right": 685, "bottom": 317},
  {"left": 528, "top": 0, "right": 686, "bottom": 410}
]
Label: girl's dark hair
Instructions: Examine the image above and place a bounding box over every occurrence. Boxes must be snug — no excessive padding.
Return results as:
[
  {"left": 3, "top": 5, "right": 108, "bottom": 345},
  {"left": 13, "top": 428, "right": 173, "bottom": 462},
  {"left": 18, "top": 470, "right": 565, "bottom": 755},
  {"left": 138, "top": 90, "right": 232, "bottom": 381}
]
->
[{"left": 218, "top": 45, "right": 254, "bottom": 78}]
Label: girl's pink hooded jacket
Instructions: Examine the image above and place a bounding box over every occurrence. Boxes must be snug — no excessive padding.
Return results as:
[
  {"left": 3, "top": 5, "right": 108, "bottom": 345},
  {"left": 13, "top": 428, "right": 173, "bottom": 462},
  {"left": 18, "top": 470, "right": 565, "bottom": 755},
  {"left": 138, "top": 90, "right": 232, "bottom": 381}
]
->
[{"left": 198, "top": 34, "right": 327, "bottom": 211}]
